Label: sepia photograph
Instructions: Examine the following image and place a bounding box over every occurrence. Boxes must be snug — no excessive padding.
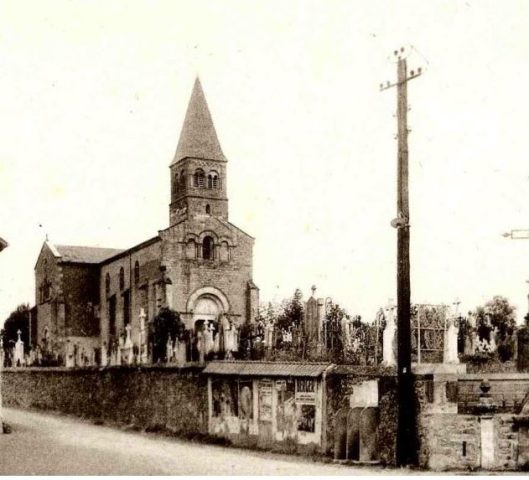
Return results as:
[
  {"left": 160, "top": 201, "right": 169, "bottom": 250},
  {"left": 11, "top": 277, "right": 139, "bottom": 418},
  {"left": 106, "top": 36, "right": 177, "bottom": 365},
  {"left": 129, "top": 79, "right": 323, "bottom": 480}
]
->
[{"left": 1, "top": 0, "right": 529, "bottom": 475}]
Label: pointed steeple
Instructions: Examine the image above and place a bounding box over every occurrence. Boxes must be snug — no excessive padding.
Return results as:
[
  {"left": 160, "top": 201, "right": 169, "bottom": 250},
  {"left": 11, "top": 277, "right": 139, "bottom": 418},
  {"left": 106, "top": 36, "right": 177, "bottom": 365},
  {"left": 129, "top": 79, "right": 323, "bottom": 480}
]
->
[{"left": 171, "top": 78, "right": 227, "bottom": 165}]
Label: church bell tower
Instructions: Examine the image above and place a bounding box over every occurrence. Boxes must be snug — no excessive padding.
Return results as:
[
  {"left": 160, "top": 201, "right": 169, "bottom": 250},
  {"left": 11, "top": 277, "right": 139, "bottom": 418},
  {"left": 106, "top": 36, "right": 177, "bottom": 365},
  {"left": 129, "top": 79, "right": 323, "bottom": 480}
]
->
[{"left": 169, "top": 78, "right": 229, "bottom": 225}]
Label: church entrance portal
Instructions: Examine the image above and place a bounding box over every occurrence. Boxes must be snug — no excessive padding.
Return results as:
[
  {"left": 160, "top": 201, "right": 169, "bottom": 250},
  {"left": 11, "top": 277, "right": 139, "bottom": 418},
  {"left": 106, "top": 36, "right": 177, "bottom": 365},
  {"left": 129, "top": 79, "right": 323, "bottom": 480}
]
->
[{"left": 192, "top": 294, "right": 223, "bottom": 362}]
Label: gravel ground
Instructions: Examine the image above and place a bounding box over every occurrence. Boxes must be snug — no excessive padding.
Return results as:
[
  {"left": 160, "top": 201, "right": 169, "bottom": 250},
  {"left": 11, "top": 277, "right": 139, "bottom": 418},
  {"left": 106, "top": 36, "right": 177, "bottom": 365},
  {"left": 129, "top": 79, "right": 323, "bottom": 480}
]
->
[{"left": 0, "top": 407, "right": 422, "bottom": 475}]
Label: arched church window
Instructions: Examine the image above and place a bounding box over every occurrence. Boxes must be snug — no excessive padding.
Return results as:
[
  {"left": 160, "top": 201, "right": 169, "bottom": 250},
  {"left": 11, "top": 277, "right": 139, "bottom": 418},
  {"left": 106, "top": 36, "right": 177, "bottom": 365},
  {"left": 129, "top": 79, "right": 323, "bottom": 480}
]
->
[
  {"left": 194, "top": 169, "right": 205, "bottom": 188},
  {"left": 134, "top": 261, "right": 140, "bottom": 285},
  {"left": 174, "top": 173, "right": 179, "bottom": 195},
  {"left": 205, "top": 204, "right": 211, "bottom": 215},
  {"left": 202, "top": 236, "right": 214, "bottom": 260},
  {"left": 208, "top": 171, "right": 219, "bottom": 189},
  {"left": 119, "top": 267, "right": 125, "bottom": 290},
  {"left": 105, "top": 273, "right": 110, "bottom": 295}
]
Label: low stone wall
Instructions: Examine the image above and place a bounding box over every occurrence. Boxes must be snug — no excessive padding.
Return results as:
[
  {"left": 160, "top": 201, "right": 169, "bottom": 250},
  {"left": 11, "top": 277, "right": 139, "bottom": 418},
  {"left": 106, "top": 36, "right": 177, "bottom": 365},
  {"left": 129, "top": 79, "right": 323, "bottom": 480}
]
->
[
  {"left": 1, "top": 366, "right": 208, "bottom": 436},
  {"left": 420, "top": 413, "right": 480, "bottom": 470}
]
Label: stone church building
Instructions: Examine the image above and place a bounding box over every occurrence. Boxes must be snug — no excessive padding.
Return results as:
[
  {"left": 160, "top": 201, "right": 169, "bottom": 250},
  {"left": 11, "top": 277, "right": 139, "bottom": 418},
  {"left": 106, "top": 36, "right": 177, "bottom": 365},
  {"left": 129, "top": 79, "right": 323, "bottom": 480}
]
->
[{"left": 33, "top": 78, "right": 259, "bottom": 364}]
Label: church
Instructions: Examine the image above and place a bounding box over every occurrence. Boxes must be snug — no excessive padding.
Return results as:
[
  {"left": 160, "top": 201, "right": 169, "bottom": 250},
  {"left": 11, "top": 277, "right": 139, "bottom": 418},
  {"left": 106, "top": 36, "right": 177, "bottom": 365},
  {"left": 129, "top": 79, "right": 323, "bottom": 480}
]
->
[{"left": 33, "top": 78, "right": 259, "bottom": 365}]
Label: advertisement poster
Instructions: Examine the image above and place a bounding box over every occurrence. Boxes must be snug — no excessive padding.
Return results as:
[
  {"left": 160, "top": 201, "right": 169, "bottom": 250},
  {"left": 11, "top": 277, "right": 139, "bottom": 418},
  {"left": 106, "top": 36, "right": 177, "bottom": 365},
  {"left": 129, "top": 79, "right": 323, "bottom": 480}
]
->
[{"left": 258, "top": 379, "right": 272, "bottom": 422}]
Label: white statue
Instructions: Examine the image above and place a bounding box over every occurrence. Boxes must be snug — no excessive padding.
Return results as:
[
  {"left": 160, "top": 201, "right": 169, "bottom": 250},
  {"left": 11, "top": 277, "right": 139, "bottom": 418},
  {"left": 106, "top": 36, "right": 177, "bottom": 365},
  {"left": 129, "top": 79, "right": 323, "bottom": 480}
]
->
[
  {"left": 14, "top": 330, "right": 25, "bottom": 367},
  {"left": 204, "top": 322, "right": 215, "bottom": 355},
  {"left": 444, "top": 317, "right": 460, "bottom": 364}
]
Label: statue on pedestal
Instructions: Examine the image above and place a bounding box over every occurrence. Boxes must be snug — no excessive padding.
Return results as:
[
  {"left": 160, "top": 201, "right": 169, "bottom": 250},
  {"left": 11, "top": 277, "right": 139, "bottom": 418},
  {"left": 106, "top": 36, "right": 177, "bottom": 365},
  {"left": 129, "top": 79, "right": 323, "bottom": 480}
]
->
[{"left": 14, "top": 329, "right": 25, "bottom": 367}]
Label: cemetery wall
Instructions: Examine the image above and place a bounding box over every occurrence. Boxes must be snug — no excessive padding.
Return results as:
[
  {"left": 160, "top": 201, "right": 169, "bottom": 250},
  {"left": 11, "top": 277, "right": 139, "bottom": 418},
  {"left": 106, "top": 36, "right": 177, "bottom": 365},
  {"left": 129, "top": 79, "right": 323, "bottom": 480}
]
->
[{"left": 1, "top": 365, "right": 208, "bottom": 436}]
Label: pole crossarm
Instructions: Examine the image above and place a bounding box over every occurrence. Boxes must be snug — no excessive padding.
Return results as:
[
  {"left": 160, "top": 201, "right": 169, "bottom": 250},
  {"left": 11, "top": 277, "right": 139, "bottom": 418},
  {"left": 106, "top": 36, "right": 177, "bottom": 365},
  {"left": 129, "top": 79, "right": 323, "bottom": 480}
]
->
[
  {"left": 380, "top": 69, "right": 423, "bottom": 91},
  {"left": 502, "top": 229, "right": 529, "bottom": 240}
]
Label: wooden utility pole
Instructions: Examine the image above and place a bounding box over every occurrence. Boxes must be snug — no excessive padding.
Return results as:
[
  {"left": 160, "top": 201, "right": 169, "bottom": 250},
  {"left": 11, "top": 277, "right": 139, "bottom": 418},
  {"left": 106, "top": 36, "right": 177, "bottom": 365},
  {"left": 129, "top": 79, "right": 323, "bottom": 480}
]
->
[{"left": 380, "top": 47, "right": 422, "bottom": 466}]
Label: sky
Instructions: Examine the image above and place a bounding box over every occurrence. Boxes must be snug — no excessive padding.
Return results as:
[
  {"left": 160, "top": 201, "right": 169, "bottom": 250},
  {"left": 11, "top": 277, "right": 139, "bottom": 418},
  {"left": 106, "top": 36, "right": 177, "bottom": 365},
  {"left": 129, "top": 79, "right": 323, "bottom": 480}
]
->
[{"left": 1, "top": 0, "right": 529, "bottom": 325}]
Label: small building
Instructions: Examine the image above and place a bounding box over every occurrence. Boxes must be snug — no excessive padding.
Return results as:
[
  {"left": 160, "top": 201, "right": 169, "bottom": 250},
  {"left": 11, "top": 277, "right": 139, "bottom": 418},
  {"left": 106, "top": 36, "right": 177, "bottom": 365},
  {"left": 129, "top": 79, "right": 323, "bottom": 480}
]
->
[{"left": 203, "top": 361, "right": 333, "bottom": 453}]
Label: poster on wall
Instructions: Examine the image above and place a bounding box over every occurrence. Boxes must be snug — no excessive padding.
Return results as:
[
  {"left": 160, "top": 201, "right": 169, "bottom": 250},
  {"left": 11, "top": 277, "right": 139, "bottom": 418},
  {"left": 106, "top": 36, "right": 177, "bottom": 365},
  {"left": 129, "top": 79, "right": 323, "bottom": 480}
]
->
[
  {"left": 295, "top": 378, "right": 316, "bottom": 404},
  {"left": 212, "top": 378, "right": 239, "bottom": 418},
  {"left": 297, "top": 404, "right": 316, "bottom": 433},
  {"left": 276, "top": 378, "right": 296, "bottom": 440},
  {"left": 238, "top": 380, "right": 253, "bottom": 420},
  {"left": 258, "top": 379, "right": 273, "bottom": 422}
]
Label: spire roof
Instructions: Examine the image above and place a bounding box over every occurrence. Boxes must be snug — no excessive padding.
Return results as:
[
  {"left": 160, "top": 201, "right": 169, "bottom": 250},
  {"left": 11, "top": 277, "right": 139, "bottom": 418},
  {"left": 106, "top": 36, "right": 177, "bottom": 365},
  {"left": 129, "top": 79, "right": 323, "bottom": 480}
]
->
[{"left": 171, "top": 78, "right": 227, "bottom": 165}]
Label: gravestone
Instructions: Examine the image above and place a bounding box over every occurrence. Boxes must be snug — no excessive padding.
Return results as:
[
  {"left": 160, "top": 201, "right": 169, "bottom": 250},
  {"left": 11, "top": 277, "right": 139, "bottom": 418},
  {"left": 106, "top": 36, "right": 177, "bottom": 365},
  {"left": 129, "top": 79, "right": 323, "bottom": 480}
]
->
[{"left": 304, "top": 290, "right": 320, "bottom": 345}]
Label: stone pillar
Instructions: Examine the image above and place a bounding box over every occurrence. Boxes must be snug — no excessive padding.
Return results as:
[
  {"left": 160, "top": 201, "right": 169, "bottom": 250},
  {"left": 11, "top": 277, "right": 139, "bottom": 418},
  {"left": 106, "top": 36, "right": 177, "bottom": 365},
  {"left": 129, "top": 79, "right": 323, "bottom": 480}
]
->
[
  {"left": 100, "top": 342, "right": 108, "bottom": 367},
  {"left": 138, "top": 308, "right": 147, "bottom": 365},
  {"left": 383, "top": 303, "right": 397, "bottom": 367},
  {"left": 317, "top": 298, "right": 325, "bottom": 354},
  {"left": 246, "top": 281, "right": 259, "bottom": 323},
  {"left": 197, "top": 330, "right": 205, "bottom": 364}
]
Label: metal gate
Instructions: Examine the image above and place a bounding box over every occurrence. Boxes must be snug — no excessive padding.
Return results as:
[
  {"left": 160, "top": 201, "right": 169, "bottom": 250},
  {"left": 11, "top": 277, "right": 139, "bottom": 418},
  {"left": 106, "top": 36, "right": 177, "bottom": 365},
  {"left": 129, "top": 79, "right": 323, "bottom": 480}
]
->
[{"left": 411, "top": 304, "right": 449, "bottom": 363}]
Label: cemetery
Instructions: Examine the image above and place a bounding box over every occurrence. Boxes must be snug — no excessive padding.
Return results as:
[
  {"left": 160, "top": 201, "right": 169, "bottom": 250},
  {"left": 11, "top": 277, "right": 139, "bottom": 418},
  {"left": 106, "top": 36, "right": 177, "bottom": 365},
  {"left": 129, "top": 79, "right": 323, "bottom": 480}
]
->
[{"left": 3, "top": 287, "right": 529, "bottom": 471}]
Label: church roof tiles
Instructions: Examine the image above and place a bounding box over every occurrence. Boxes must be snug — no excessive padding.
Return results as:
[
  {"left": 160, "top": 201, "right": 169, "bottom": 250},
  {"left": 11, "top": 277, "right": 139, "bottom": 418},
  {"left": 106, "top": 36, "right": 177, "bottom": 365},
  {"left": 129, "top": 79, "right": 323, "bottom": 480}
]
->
[
  {"left": 171, "top": 77, "right": 227, "bottom": 165},
  {"left": 52, "top": 244, "right": 125, "bottom": 264}
]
